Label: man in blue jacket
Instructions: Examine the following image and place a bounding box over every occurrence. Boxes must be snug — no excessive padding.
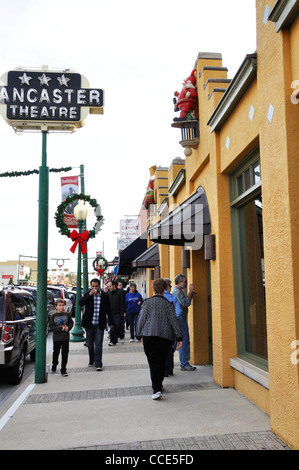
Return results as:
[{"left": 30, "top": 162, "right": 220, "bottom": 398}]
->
[{"left": 125, "top": 283, "right": 143, "bottom": 342}]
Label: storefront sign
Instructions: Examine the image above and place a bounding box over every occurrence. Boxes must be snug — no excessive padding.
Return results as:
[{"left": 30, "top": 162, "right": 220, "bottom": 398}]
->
[{"left": 0, "top": 68, "right": 104, "bottom": 131}]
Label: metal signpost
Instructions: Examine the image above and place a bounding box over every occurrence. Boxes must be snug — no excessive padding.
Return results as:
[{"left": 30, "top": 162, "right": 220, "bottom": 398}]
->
[{"left": 0, "top": 66, "right": 104, "bottom": 383}]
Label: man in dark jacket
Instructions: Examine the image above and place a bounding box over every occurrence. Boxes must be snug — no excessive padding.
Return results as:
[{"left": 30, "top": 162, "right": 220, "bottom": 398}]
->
[
  {"left": 107, "top": 280, "right": 126, "bottom": 345},
  {"left": 79, "top": 278, "right": 113, "bottom": 370}
]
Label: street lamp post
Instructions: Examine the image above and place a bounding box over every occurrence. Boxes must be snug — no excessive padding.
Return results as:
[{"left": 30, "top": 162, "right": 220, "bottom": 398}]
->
[
  {"left": 35, "top": 130, "right": 49, "bottom": 384},
  {"left": 70, "top": 200, "right": 88, "bottom": 342}
]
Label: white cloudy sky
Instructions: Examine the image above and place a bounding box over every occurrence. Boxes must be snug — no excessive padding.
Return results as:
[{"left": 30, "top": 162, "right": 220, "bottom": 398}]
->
[{"left": 0, "top": 0, "right": 256, "bottom": 275}]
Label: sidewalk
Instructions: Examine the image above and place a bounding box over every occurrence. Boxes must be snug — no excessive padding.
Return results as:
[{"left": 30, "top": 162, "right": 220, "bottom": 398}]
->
[{"left": 0, "top": 332, "right": 290, "bottom": 451}]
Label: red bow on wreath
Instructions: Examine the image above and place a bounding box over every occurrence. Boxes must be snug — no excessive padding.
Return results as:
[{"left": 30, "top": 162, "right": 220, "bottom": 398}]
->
[
  {"left": 97, "top": 268, "right": 104, "bottom": 277},
  {"left": 70, "top": 230, "right": 89, "bottom": 255}
]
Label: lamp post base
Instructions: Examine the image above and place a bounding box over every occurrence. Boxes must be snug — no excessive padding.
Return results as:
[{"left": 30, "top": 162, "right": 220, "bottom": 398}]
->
[{"left": 70, "top": 325, "right": 85, "bottom": 342}]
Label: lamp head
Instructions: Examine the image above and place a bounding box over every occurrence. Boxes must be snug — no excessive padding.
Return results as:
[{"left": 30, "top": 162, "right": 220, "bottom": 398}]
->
[{"left": 74, "top": 199, "right": 88, "bottom": 221}]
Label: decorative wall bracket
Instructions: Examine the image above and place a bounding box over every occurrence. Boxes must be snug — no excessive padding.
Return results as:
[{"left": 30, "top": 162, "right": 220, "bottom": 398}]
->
[{"left": 171, "top": 119, "right": 200, "bottom": 150}]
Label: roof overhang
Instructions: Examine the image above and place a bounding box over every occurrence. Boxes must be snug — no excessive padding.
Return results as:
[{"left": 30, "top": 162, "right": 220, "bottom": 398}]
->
[
  {"left": 132, "top": 243, "right": 159, "bottom": 268},
  {"left": 117, "top": 234, "right": 147, "bottom": 275}
]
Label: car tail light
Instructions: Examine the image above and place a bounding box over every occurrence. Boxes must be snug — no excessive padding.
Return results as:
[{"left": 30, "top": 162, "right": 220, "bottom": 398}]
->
[
  {"left": 2, "top": 324, "right": 14, "bottom": 344},
  {"left": 64, "top": 300, "right": 66, "bottom": 305}
]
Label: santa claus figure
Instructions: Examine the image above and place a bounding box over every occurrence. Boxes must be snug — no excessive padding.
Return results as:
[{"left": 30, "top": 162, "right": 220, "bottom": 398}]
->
[{"left": 173, "top": 69, "right": 197, "bottom": 121}]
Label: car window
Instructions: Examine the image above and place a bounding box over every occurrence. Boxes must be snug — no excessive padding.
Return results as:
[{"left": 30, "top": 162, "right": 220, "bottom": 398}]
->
[
  {"left": 10, "top": 294, "right": 25, "bottom": 320},
  {"left": 47, "top": 292, "right": 55, "bottom": 304},
  {"left": 48, "top": 288, "right": 61, "bottom": 299},
  {"left": 25, "top": 294, "right": 36, "bottom": 316},
  {"left": 21, "top": 294, "right": 34, "bottom": 317},
  {"left": 64, "top": 290, "right": 69, "bottom": 299},
  {"left": 29, "top": 289, "right": 37, "bottom": 301},
  {"left": 0, "top": 293, "right": 4, "bottom": 321}
]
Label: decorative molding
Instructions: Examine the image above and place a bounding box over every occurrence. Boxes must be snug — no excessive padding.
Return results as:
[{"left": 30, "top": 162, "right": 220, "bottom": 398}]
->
[
  {"left": 208, "top": 54, "right": 257, "bottom": 132},
  {"left": 169, "top": 169, "right": 186, "bottom": 197},
  {"left": 268, "top": 0, "right": 299, "bottom": 32}
]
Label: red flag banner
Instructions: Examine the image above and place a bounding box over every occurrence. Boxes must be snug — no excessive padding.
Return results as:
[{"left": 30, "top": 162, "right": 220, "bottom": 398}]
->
[{"left": 61, "top": 176, "right": 79, "bottom": 229}]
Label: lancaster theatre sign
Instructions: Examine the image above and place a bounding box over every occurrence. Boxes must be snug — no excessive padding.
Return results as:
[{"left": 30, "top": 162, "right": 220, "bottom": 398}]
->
[{"left": 0, "top": 67, "right": 104, "bottom": 131}]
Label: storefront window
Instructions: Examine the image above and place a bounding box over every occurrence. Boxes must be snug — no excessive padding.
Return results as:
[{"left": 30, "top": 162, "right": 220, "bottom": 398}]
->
[
  {"left": 230, "top": 150, "right": 268, "bottom": 367},
  {"left": 237, "top": 197, "right": 267, "bottom": 359}
]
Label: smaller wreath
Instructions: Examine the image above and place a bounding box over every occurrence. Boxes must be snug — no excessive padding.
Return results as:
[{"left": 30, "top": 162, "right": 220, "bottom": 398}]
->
[
  {"left": 55, "top": 193, "right": 104, "bottom": 239},
  {"left": 93, "top": 255, "right": 108, "bottom": 272}
]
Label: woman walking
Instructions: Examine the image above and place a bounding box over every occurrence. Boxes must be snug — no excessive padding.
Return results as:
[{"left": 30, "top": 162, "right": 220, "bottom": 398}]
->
[{"left": 136, "top": 278, "right": 182, "bottom": 400}]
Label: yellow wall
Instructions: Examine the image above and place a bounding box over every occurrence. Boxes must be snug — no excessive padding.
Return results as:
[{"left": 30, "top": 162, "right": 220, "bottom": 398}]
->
[
  {"left": 146, "top": 2, "right": 299, "bottom": 449},
  {"left": 255, "top": 0, "right": 299, "bottom": 450}
]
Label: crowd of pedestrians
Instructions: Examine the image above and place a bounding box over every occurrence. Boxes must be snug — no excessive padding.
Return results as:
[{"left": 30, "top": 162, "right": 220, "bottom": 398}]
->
[{"left": 49, "top": 273, "right": 197, "bottom": 400}]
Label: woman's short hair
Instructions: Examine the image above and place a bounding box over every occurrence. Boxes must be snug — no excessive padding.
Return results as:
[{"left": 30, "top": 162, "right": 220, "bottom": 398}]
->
[{"left": 152, "top": 278, "right": 167, "bottom": 294}]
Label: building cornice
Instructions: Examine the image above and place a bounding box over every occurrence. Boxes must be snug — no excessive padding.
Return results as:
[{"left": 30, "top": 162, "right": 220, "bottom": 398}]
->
[
  {"left": 168, "top": 169, "right": 186, "bottom": 197},
  {"left": 268, "top": 0, "right": 299, "bottom": 32},
  {"left": 207, "top": 53, "right": 257, "bottom": 133}
]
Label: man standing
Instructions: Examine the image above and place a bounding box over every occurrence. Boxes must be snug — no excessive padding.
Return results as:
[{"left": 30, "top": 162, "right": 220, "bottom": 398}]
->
[
  {"left": 172, "top": 274, "right": 197, "bottom": 371},
  {"left": 107, "top": 280, "right": 126, "bottom": 345},
  {"left": 80, "top": 278, "right": 113, "bottom": 370}
]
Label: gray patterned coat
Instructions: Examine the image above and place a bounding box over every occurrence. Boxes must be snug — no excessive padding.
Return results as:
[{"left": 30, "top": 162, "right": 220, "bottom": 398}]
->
[{"left": 136, "top": 295, "right": 182, "bottom": 342}]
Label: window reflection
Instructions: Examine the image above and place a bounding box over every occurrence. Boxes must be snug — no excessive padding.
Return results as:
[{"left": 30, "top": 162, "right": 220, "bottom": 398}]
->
[{"left": 239, "top": 197, "right": 267, "bottom": 359}]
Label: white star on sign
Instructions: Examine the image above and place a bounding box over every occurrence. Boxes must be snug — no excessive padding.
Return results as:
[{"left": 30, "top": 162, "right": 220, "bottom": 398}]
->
[
  {"left": 57, "top": 74, "right": 70, "bottom": 87},
  {"left": 19, "top": 73, "right": 32, "bottom": 85},
  {"left": 38, "top": 73, "right": 51, "bottom": 86}
]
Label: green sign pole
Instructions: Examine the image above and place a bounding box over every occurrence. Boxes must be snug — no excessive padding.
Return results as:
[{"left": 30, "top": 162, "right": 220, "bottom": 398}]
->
[
  {"left": 80, "top": 164, "right": 89, "bottom": 294},
  {"left": 35, "top": 131, "right": 49, "bottom": 383}
]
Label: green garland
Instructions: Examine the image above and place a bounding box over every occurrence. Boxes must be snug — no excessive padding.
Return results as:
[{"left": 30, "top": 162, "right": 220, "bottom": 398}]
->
[
  {"left": 92, "top": 256, "right": 108, "bottom": 272},
  {"left": 0, "top": 167, "right": 72, "bottom": 177},
  {"left": 55, "top": 193, "right": 104, "bottom": 239}
]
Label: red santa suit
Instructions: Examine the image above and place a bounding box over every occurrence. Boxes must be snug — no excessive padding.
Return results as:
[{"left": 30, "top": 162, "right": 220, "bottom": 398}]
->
[{"left": 174, "top": 70, "right": 197, "bottom": 120}]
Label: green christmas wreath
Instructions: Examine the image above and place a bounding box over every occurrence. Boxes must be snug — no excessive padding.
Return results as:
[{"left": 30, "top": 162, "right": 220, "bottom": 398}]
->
[
  {"left": 92, "top": 255, "right": 108, "bottom": 272},
  {"left": 55, "top": 193, "right": 104, "bottom": 239}
]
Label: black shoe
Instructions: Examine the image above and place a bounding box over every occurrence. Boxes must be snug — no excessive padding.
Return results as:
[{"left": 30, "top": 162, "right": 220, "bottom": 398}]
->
[
  {"left": 51, "top": 366, "right": 56, "bottom": 373},
  {"left": 61, "top": 371, "right": 68, "bottom": 377}
]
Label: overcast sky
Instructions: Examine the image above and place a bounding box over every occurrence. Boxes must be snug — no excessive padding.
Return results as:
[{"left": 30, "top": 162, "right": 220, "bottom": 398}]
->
[{"left": 0, "top": 0, "right": 257, "bottom": 275}]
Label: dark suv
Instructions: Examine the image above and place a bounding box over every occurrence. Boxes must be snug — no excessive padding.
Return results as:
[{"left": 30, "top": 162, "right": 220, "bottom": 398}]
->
[
  {"left": 0, "top": 286, "right": 37, "bottom": 385},
  {"left": 19, "top": 286, "right": 56, "bottom": 333}
]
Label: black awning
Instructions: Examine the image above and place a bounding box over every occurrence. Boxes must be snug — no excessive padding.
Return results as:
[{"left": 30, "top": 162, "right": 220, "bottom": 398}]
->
[
  {"left": 149, "top": 186, "right": 211, "bottom": 248},
  {"left": 117, "top": 234, "right": 147, "bottom": 275},
  {"left": 132, "top": 243, "right": 159, "bottom": 268}
]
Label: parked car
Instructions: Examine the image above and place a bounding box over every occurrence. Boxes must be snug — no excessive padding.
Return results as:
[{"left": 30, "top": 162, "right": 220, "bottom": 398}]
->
[
  {"left": 0, "top": 286, "right": 37, "bottom": 385},
  {"left": 20, "top": 286, "right": 55, "bottom": 334},
  {"left": 46, "top": 285, "right": 72, "bottom": 314},
  {"left": 67, "top": 290, "right": 76, "bottom": 317}
]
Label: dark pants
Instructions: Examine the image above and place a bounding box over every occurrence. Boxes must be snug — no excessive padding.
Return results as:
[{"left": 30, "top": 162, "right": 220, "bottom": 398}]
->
[
  {"left": 165, "top": 342, "right": 176, "bottom": 376},
  {"left": 52, "top": 340, "right": 69, "bottom": 373},
  {"left": 85, "top": 325, "right": 104, "bottom": 367},
  {"left": 143, "top": 336, "right": 173, "bottom": 393},
  {"left": 109, "top": 314, "right": 124, "bottom": 344},
  {"left": 127, "top": 312, "right": 139, "bottom": 340}
]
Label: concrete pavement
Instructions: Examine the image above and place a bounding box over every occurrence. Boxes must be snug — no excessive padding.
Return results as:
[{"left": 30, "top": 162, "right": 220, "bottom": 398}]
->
[{"left": 0, "top": 332, "right": 290, "bottom": 451}]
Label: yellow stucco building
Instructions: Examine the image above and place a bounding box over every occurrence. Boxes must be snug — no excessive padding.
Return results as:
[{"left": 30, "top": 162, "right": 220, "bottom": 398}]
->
[{"left": 140, "top": 0, "right": 299, "bottom": 450}]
